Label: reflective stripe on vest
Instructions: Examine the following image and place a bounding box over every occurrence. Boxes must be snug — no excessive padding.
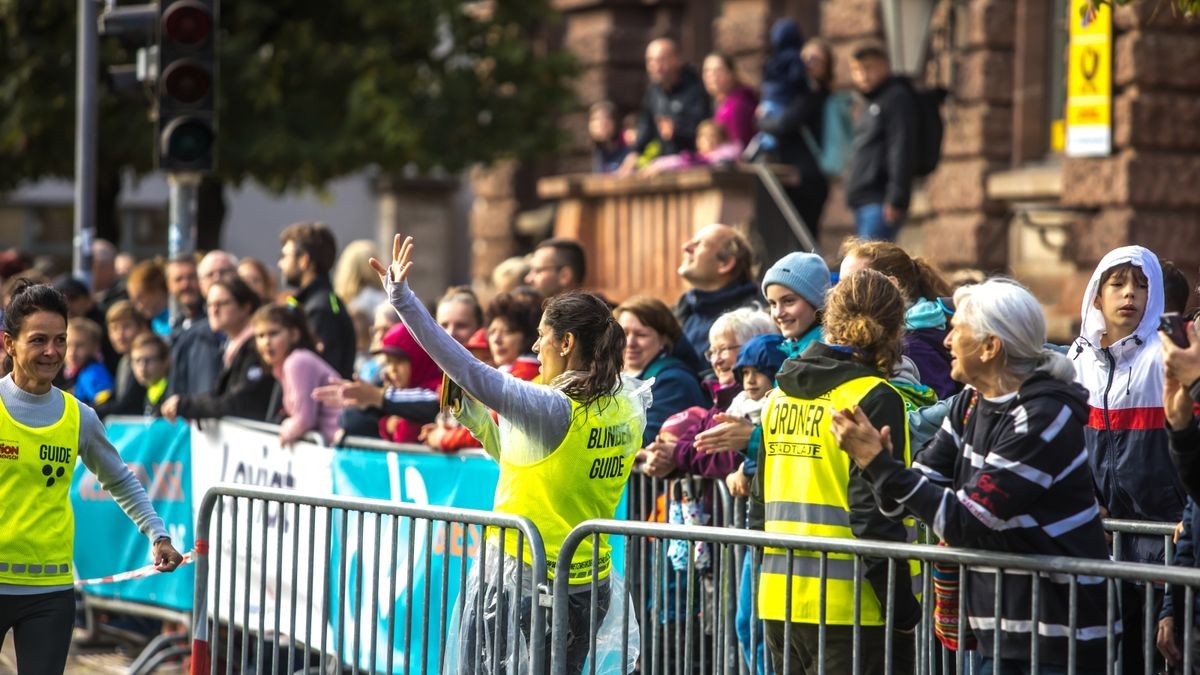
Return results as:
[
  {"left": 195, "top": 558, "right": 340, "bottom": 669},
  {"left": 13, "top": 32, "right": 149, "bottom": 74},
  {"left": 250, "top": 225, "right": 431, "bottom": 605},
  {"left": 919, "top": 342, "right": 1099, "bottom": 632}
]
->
[
  {"left": 0, "top": 389, "right": 81, "bottom": 587},
  {"left": 493, "top": 395, "right": 643, "bottom": 585},
  {"left": 758, "top": 375, "right": 921, "bottom": 625}
]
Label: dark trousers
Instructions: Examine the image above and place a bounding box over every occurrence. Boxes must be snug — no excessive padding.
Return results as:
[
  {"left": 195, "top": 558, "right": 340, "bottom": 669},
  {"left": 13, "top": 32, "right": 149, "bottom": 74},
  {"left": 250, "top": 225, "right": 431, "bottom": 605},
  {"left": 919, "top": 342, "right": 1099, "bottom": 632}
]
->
[
  {"left": 0, "top": 589, "right": 76, "bottom": 674},
  {"left": 764, "top": 620, "right": 914, "bottom": 675},
  {"left": 1122, "top": 582, "right": 1166, "bottom": 675}
]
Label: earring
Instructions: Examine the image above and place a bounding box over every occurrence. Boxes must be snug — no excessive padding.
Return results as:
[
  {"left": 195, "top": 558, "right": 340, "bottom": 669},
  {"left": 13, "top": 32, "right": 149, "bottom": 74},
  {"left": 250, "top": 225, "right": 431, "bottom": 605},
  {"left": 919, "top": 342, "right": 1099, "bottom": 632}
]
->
[{"left": 561, "top": 350, "right": 569, "bottom": 357}]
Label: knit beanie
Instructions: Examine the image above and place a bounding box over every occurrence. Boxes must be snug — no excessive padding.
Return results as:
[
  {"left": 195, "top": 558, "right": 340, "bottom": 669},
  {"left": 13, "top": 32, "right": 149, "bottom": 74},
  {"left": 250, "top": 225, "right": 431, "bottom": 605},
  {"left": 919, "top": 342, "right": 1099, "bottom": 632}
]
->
[{"left": 761, "top": 252, "right": 830, "bottom": 310}]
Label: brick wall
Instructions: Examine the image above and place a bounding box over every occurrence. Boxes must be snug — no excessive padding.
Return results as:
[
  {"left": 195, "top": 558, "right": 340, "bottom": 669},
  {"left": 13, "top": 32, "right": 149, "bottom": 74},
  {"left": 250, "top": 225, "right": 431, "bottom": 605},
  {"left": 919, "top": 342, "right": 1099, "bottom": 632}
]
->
[{"left": 1062, "top": 4, "right": 1200, "bottom": 277}]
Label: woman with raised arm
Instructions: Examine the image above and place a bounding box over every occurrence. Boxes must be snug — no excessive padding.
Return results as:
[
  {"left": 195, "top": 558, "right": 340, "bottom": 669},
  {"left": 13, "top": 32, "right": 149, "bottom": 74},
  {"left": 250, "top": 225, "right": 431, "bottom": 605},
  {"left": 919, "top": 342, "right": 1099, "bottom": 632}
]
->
[{"left": 372, "top": 235, "right": 650, "bottom": 675}]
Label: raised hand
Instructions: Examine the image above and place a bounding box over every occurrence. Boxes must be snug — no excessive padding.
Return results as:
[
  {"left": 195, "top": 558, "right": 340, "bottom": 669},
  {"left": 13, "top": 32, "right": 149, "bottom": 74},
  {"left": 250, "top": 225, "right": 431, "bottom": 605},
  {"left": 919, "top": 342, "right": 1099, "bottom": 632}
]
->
[{"left": 369, "top": 234, "right": 415, "bottom": 287}]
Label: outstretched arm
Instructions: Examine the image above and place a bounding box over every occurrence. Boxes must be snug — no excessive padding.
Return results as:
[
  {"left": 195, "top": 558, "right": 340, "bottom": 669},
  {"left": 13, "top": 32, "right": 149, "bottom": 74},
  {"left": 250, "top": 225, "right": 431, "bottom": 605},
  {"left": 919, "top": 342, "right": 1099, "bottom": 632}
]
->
[{"left": 371, "top": 236, "right": 572, "bottom": 450}]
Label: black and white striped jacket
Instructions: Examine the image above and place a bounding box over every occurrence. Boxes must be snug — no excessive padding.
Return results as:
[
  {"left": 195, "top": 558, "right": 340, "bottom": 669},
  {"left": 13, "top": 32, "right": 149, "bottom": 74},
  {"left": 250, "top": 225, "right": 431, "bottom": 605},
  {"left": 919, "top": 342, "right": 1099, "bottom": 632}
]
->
[{"left": 865, "top": 374, "right": 1117, "bottom": 670}]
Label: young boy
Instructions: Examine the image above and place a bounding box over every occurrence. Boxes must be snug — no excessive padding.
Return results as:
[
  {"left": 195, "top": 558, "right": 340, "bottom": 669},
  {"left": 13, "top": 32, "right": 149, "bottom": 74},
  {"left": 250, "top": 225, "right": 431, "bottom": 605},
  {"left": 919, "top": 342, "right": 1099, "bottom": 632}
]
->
[
  {"left": 65, "top": 317, "right": 114, "bottom": 407},
  {"left": 726, "top": 331, "right": 787, "bottom": 675},
  {"left": 1075, "top": 245, "right": 1184, "bottom": 675},
  {"left": 725, "top": 332, "right": 787, "bottom": 496},
  {"left": 129, "top": 332, "right": 171, "bottom": 417}
]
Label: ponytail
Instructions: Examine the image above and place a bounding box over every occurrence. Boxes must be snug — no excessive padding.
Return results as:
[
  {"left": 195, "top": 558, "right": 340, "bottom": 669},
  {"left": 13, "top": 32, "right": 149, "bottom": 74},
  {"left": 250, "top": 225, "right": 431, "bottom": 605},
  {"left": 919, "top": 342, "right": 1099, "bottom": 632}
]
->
[
  {"left": 823, "top": 270, "right": 906, "bottom": 376},
  {"left": 840, "top": 238, "right": 951, "bottom": 304},
  {"left": 911, "top": 256, "right": 951, "bottom": 302},
  {"left": 542, "top": 292, "right": 626, "bottom": 408},
  {"left": 1035, "top": 348, "right": 1076, "bottom": 384}
]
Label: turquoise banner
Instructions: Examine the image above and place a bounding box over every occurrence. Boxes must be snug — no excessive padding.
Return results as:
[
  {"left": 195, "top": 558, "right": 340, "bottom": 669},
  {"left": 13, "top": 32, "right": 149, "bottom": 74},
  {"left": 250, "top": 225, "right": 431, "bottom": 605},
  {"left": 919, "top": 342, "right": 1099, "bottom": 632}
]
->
[
  {"left": 72, "top": 418, "right": 194, "bottom": 611},
  {"left": 329, "top": 447, "right": 500, "bottom": 673}
]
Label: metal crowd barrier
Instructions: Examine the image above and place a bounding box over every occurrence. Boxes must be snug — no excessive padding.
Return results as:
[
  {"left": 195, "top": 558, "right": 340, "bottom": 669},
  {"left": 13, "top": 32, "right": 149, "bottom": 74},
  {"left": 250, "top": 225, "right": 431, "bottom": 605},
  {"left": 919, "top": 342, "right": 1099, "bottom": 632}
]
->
[
  {"left": 554, "top": 517, "right": 1200, "bottom": 675},
  {"left": 191, "top": 485, "right": 547, "bottom": 674}
]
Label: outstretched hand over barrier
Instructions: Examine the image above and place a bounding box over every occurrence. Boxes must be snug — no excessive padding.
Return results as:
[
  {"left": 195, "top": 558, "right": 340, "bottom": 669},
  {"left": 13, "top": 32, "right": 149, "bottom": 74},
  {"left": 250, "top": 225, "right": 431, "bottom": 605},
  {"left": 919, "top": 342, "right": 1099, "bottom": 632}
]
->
[
  {"left": 312, "top": 378, "right": 385, "bottom": 408},
  {"left": 694, "top": 414, "right": 753, "bottom": 454}
]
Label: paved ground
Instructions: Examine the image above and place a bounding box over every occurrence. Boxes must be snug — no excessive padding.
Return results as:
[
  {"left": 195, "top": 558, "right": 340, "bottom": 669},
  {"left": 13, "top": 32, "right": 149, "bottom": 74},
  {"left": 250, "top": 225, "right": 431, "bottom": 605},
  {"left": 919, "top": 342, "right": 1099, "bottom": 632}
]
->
[{"left": 0, "top": 629, "right": 186, "bottom": 674}]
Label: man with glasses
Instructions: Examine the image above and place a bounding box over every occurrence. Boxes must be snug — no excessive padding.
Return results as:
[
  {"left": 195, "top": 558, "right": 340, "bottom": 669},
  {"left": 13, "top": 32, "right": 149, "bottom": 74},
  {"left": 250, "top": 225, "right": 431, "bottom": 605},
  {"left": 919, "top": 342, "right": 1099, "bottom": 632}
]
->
[
  {"left": 524, "top": 238, "right": 588, "bottom": 299},
  {"left": 169, "top": 250, "right": 238, "bottom": 397}
]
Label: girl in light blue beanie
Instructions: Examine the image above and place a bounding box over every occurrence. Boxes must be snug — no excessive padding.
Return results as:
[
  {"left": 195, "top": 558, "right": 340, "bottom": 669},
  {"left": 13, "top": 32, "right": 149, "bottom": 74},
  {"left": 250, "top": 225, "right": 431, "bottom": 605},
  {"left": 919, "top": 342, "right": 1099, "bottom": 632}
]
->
[{"left": 761, "top": 252, "right": 830, "bottom": 357}]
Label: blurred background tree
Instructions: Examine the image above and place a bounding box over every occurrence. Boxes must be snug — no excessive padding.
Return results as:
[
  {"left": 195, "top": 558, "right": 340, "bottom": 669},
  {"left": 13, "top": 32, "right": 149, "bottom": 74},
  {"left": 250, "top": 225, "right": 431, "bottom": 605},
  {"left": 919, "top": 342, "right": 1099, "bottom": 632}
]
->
[{"left": 0, "top": 0, "right": 577, "bottom": 248}]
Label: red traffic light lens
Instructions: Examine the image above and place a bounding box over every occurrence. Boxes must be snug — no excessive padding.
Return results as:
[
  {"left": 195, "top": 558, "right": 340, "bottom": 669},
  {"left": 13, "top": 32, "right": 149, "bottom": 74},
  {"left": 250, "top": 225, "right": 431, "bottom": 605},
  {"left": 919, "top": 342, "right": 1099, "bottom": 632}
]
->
[
  {"left": 162, "top": 1, "right": 212, "bottom": 47},
  {"left": 160, "top": 117, "right": 214, "bottom": 166},
  {"left": 161, "top": 60, "right": 211, "bottom": 106}
]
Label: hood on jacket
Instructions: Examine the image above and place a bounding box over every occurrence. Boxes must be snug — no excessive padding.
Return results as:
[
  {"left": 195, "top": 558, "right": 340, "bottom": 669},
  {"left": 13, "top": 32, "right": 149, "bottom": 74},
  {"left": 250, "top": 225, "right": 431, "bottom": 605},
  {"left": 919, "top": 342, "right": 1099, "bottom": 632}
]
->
[
  {"left": 769, "top": 18, "right": 804, "bottom": 52},
  {"left": 734, "top": 333, "right": 788, "bottom": 382},
  {"left": 1078, "top": 246, "right": 1163, "bottom": 349},
  {"left": 775, "top": 342, "right": 882, "bottom": 399},
  {"left": 378, "top": 323, "right": 443, "bottom": 391}
]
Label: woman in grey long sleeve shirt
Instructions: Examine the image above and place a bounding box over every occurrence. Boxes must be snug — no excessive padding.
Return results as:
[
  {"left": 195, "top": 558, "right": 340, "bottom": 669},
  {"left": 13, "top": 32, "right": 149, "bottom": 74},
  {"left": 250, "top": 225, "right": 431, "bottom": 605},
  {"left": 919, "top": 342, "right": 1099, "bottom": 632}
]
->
[
  {"left": 373, "top": 235, "right": 650, "bottom": 674},
  {"left": 0, "top": 282, "right": 183, "bottom": 674}
]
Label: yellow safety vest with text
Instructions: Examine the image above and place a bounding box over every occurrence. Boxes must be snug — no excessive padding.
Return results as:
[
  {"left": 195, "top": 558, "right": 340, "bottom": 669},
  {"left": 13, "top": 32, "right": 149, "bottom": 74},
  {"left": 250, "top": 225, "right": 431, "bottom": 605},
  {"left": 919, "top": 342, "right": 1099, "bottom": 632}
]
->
[
  {"left": 0, "top": 390, "right": 81, "bottom": 586},
  {"left": 493, "top": 395, "right": 643, "bottom": 585},
  {"left": 758, "top": 375, "right": 920, "bottom": 625}
]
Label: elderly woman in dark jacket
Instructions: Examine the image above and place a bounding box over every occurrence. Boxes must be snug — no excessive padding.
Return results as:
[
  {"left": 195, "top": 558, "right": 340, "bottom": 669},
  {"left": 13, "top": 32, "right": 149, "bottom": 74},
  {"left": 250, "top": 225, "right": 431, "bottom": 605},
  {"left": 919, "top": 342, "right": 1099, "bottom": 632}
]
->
[
  {"left": 160, "top": 277, "right": 276, "bottom": 423},
  {"left": 833, "top": 278, "right": 1115, "bottom": 673}
]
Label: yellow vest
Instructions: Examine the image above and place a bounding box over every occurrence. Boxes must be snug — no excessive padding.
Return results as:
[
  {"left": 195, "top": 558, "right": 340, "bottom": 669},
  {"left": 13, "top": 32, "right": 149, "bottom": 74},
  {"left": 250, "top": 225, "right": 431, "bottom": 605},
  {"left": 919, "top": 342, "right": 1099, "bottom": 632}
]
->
[
  {"left": 0, "top": 389, "right": 81, "bottom": 586},
  {"left": 493, "top": 395, "right": 642, "bottom": 585},
  {"left": 758, "top": 375, "right": 919, "bottom": 625}
]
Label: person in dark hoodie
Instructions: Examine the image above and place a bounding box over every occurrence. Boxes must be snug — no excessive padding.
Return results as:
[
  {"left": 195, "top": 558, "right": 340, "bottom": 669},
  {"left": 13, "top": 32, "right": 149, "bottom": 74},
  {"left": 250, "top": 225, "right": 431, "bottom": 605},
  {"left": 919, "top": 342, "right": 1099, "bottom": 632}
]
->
[
  {"left": 839, "top": 237, "right": 959, "bottom": 398},
  {"left": 620, "top": 37, "right": 711, "bottom": 172},
  {"left": 833, "top": 277, "right": 1115, "bottom": 674},
  {"left": 1073, "top": 245, "right": 1182, "bottom": 674},
  {"left": 757, "top": 269, "right": 920, "bottom": 674},
  {"left": 278, "top": 221, "right": 358, "bottom": 378},
  {"left": 674, "top": 224, "right": 762, "bottom": 369},
  {"left": 845, "top": 41, "right": 918, "bottom": 241},
  {"left": 746, "top": 17, "right": 808, "bottom": 162}
]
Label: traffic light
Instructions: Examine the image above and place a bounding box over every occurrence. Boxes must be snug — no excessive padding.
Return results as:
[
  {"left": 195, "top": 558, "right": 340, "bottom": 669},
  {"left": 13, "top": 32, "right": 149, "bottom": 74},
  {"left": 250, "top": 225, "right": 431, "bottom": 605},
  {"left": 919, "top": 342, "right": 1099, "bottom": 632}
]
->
[
  {"left": 97, "top": 3, "right": 157, "bottom": 102},
  {"left": 156, "top": 0, "right": 217, "bottom": 172}
]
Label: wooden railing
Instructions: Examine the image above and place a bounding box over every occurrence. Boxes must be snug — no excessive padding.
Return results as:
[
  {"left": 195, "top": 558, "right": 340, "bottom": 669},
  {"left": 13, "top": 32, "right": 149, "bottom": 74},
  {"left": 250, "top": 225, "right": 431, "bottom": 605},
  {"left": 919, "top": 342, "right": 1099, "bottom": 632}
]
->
[{"left": 536, "top": 165, "right": 798, "bottom": 306}]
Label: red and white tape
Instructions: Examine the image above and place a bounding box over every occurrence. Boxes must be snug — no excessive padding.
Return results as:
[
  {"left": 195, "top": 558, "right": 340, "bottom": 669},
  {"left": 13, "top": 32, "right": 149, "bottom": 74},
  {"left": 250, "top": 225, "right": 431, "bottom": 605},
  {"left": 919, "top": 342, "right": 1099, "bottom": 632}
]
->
[{"left": 75, "top": 551, "right": 195, "bottom": 587}]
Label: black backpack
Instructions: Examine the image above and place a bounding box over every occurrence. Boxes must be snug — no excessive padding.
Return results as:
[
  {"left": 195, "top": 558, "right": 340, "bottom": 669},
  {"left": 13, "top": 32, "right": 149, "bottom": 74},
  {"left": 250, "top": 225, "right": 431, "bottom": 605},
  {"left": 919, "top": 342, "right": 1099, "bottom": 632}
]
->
[{"left": 900, "top": 78, "right": 948, "bottom": 177}]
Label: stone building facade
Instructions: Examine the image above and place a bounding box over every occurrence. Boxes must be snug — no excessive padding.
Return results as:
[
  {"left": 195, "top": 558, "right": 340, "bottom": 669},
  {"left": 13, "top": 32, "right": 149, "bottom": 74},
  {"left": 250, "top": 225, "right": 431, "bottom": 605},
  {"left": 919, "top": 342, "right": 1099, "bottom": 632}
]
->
[{"left": 473, "top": 0, "right": 1200, "bottom": 336}]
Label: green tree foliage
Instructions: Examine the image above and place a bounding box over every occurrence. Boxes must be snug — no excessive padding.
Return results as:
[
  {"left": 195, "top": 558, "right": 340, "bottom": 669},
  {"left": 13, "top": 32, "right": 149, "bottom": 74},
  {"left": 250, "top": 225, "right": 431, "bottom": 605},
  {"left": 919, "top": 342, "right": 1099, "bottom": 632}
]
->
[{"left": 0, "top": 0, "right": 577, "bottom": 193}]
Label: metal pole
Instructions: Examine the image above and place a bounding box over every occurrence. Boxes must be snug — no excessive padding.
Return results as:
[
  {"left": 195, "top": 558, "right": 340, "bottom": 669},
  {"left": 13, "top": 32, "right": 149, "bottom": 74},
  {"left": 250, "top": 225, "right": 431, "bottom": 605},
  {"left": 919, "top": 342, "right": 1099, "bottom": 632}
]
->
[
  {"left": 73, "top": 0, "right": 99, "bottom": 283},
  {"left": 167, "top": 172, "right": 200, "bottom": 326}
]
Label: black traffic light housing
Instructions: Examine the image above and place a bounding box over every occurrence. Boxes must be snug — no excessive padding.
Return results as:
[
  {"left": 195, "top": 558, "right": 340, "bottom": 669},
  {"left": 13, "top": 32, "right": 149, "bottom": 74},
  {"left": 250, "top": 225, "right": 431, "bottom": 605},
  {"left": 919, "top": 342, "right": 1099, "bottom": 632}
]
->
[
  {"left": 156, "top": 0, "right": 217, "bottom": 172},
  {"left": 97, "top": 3, "right": 157, "bottom": 102}
]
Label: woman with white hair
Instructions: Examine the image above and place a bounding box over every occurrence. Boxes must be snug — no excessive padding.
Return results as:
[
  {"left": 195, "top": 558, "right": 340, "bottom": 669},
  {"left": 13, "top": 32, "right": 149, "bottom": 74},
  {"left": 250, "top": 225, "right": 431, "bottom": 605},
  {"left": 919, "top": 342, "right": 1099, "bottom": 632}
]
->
[{"left": 832, "top": 278, "right": 1115, "bottom": 673}]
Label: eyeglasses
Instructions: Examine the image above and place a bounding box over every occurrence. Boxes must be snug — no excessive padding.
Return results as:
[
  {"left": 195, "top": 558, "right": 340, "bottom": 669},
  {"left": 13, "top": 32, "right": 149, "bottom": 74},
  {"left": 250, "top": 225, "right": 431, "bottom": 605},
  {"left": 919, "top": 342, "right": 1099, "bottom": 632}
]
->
[{"left": 704, "top": 344, "right": 741, "bottom": 360}]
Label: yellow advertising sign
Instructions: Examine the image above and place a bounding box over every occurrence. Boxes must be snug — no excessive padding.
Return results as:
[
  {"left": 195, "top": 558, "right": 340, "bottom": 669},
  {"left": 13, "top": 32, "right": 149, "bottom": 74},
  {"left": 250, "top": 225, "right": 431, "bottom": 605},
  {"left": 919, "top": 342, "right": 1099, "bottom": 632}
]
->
[{"left": 1065, "top": 0, "right": 1113, "bottom": 156}]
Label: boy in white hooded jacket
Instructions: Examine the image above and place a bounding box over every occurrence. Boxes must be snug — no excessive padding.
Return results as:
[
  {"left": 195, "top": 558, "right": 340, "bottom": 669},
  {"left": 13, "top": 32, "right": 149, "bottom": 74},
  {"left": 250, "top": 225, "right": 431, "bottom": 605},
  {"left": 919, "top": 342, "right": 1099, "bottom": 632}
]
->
[{"left": 1073, "top": 245, "right": 1184, "bottom": 674}]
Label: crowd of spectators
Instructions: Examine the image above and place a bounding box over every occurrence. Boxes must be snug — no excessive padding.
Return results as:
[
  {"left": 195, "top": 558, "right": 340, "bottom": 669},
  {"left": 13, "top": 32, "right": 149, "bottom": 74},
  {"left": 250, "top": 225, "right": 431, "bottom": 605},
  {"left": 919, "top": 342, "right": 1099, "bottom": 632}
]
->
[
  {"left": 593, "top": 30, "right": 924, "bottom": 243},
  {"left": 6, "top": 213, "right": 1200, "bottom": 672}
]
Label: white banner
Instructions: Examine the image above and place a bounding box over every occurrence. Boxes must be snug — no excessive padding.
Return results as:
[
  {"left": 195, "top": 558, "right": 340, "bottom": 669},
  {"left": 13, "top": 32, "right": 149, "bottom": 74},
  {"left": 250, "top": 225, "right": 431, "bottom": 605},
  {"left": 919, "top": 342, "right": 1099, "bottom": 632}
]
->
[{"left": 191, "top": 419, "right": 335, "bottom": 649}]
